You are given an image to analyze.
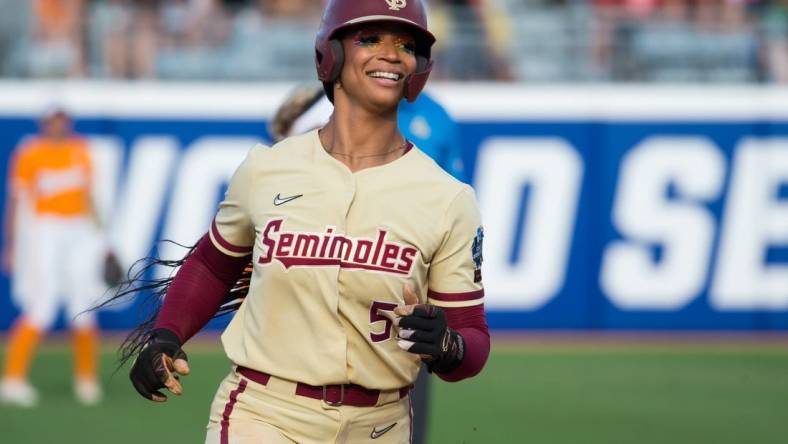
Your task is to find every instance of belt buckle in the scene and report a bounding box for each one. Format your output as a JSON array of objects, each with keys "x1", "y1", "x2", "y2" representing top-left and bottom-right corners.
[{"x1": 322, "y1": 384, "x2": 345, "y2": 406}]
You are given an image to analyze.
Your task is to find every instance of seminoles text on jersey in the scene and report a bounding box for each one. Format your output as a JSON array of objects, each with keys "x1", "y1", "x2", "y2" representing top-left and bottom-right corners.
[{"x1": 258, "y1": 218, "x2": 418, "y2": 276}]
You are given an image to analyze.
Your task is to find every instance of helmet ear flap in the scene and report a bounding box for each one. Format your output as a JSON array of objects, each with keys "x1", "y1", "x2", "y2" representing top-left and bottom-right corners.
[
  {"x1": 327, "y1": 39, "x2": 344, "y2": 82},
  {"x1": 404, "y1": 57, "x2": 433, "y2": 102},
  {"x1": 415, "y1": 55, "x2": 429, "y2": 73}
]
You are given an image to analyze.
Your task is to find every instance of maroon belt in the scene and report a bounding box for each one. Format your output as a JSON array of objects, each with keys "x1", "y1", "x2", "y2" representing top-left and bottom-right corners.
[{"x1": 237, "y1": 366, "x2": 410, "y2": 408}]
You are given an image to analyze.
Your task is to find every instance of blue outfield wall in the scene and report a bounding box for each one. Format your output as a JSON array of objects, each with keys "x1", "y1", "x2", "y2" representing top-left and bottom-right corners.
[{"x1": 1, "y1": 83, "x2": 787, "y2": 331}]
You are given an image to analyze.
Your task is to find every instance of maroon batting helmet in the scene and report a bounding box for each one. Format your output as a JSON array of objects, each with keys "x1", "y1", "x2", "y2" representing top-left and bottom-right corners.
[{"x1": 315, "y1": 0, "x2": 436, "y2": 103}]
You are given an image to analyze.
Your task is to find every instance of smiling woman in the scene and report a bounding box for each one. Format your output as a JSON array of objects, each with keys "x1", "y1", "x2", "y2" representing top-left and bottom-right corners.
[
  {"x1": 111, "y1": 1, "x2": 490, "y2": 443},
  {"x1": 315, "y1": 1, "x2": 437, "y2": 172},
  {"x1": 333, "y1": 25, "x2": 419, "y2": 115}
]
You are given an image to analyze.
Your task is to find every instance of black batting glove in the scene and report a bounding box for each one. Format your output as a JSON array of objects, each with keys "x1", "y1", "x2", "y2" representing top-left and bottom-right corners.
[
  {"x1": 129, "y1": 328, "x2": 190, "y2": 402},
  {"x1": 397, "y1": 305, "x2": 465, "y2": 374}
]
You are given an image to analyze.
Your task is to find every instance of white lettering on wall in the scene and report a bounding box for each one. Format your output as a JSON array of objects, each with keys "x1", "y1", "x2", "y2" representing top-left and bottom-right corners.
[
  {"x1": 475, "y1": 138, "x2": 583, "y2": 309},
  {"x1": 110, "y1": 137, "x2": 179, "y2": 269},
  {"x1": 711, "y1": 138, "x2": 788, "y2": 309},
  {"x1": 600, "y1": 137, "x2": 725, "y2": 310},
  {"x1": 157, "y1": 138, "x2": 257, "y2": 269}
]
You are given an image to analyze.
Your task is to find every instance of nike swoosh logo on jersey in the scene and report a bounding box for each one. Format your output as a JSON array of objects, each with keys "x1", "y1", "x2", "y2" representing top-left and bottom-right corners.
[
  {"x1": 273, "y1": 193, "x2": 303, "y2": 206},
  {"x1": 370, "y1": 422, "x2": 397, "y2": 439}
]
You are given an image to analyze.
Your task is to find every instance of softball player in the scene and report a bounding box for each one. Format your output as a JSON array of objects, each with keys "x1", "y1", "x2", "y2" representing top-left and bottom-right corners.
[
  {"x1": 122, "y1": 1, "x2": 490, "y2": 442},
  {"x1": 269, "y1": 82, "x2": 465, "y2": 443},
  {"x1": 1, "y1": 108, "x2": 105, "y2": 407}
]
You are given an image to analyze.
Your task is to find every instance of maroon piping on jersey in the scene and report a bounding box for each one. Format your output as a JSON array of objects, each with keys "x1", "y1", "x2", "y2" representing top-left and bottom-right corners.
[
  {"x1": 211, "y1": 220, "x2": 252, "y2": 255},
  {"x1": 427, "y1": 288, "x2": 484, "y2": 302},
  {"x1": 220, "y1": 379, "x2": 247, "y2": 444},
  {"x1": 438, "y1": 304, "x2": 490, "y2": 382},
  {"x1": 154, "y1": 234, "x2": 250, "y2": 343}
]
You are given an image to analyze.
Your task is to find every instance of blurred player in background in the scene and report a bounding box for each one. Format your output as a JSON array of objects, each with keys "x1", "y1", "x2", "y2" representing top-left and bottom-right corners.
[
  {"x1": 112, "y1": 0, "x2": 490, "y2": 442},
  {"x1": 269, "y1": 81, "x2": 465, "y2": 443},
  {"x1": 0, "y1": 107, "x2": 118, "y2": 407}
]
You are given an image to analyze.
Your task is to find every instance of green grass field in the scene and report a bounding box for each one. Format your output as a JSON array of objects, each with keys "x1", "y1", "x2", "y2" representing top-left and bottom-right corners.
[{"x1": 1, "y1": 336, "x2": 787, "y2": 443}]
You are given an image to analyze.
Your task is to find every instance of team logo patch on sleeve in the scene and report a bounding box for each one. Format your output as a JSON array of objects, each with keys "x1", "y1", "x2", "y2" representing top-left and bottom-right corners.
[{"x1": 471, "y1": 226, "x2": 484, "y2": 283}]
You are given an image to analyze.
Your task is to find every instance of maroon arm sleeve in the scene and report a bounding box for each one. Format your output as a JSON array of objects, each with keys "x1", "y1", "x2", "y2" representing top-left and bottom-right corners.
[
  {"x1": 154, "y1": 234, "x2": 251, "y2": 343},
  {"x1": 436, "y1": 304, "x2": 490, "y2": 382}
]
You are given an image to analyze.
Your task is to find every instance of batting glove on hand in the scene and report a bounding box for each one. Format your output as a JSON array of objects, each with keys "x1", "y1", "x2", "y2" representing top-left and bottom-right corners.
[
  {"x1": 130, "y1": 328, "x2": 190, "y2": 402},
  {"x1": 394, "y1": 285, "x2": 465, "y2": 374}
]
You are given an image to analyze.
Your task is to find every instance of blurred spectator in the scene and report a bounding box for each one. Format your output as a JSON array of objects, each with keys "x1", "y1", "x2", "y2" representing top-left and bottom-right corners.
[
  {"x1": 155, "y1": 0, "x2": 233, "y2": 79},
  {"x1": 0, "y1": 0, "x2": 28, "y2": 75},
  {"x1": 762, "y1": 0, "x2": 788, "y2": 81},
  {"x1": 702, "y1": 0, "x2": 760, "y2": 82},
  {"x1": 99, "y1": 0, "x2": 159, "y2": 78},
  {"x1": 592, "y1": 0, "x2": 660, "y2": 79},
  {"x1": 154, "y1": 0, "x2": 321, "y2": 79},
  {"x1": 595, "y1": 0, "x2": 762, "y2": 82},
  {"x1": 1, "y1": 0, "x2": 787, "y2": 82},
  {"x1": 159, "y1": 0, "x2": 232, "y2": 50},
  {"x1": 212, "y1": 0, "x2": 320, "y2": 80},
  {"x1": 430, "y1": 0, "x2": 514, "y2": 80},
  {"x1": 28, "y1": 0, "x2": 86, "y2": 77}
]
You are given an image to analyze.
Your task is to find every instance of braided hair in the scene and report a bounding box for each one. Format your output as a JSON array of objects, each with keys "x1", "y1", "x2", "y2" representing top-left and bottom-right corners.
[{"x1": 93, "y1": 241, "x2": 252, "y2": 368}]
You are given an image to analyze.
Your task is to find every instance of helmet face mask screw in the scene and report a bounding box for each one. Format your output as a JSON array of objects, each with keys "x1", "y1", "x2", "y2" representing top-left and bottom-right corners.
[{"x1": 315, "y1": 0, "x2": 435, "y2": 103}]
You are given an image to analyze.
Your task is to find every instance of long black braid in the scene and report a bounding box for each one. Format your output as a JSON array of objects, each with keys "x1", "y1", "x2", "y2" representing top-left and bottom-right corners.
[{"x1": 93, "y1": 241, "x2": 253, "y2": 369}]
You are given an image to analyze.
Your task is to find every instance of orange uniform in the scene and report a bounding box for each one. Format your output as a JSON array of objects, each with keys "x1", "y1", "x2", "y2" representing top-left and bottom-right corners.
[
  {"x1": 10, "y1": 136, "x2": 93, "y2": 218},
  {"x1": 2, "y1": 132, "x2": 104, "y2": 407}
]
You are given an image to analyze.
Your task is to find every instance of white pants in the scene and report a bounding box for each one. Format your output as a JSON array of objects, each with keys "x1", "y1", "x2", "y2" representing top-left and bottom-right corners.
[{"x1": 16, "y1": 216, "x2": 105, "y2": 330}]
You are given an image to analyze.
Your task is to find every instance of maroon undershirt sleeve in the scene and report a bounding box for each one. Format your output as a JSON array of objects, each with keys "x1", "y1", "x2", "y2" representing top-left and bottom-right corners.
[
  {"x1": 436, "y1": 304, "x2": 490, "y2": 382},
  {"x1": 154, "y1": 234, "x2": 251, "y2": 344}
]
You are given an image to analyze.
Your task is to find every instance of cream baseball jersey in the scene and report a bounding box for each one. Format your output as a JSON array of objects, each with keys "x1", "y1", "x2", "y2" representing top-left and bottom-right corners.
[{"x1": 210, "y1": 129, "x2": 484, "y2": 390}]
